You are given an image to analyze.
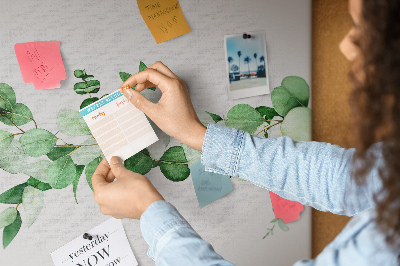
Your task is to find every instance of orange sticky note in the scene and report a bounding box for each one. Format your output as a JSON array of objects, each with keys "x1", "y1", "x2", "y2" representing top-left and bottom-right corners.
[
  {"x1": 137, "y1": 0, "x2": 191, "y2": 44},
  {"x1": 14, "y1": 41, "x2": 67, "y2": 90}
]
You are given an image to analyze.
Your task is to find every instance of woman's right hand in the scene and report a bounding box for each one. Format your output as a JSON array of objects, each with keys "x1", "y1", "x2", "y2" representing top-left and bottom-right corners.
[{"x1": 120, "y1": 61, "x2": 207, "y2": 152}]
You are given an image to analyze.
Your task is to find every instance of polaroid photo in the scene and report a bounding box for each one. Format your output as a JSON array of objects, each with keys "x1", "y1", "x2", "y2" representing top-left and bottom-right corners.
[{"x1": 224, "y1": 31, "x2": 270, "y2": 100}]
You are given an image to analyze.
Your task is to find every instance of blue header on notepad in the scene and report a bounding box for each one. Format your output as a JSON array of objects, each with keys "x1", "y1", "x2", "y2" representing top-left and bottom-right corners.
[{"x1": 80, "y1": 91, "x2": 123, "y2": 116}]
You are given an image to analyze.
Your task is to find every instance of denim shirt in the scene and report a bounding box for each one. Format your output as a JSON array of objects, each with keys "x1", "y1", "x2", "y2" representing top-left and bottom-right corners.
[{"x1": 140, "y1": 124, "x2": 399, "y2": 265}]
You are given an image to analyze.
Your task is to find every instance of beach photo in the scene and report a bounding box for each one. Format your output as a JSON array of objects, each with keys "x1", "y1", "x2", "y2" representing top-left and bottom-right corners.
[{"x1": 225, "y1": 31, "x2": 270, "y2": 99}]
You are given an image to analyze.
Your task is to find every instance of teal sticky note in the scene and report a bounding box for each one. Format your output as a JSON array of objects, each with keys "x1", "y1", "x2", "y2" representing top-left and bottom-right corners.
[{"x1": 189, "y1": 161, "x2": 233, "y2": 208}]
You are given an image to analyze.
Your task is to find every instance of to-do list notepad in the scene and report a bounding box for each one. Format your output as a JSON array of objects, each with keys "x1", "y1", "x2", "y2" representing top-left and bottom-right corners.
[{"x1": 80, "y1": 89, "x2": 158, "y2": 162}]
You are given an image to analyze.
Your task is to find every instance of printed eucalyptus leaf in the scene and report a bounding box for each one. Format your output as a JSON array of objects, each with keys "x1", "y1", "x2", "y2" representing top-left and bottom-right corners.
[
  {"x1": 80, "y1": 97, "x2": 99, "y2": 109},
  {"x1": 159, "y1": 146, "x2": 190, "y2": 182},
  {"x1": 0, "y1": 183, "x2": 28, "y2": 204},
  {"x1": 26, "y1": 177, "x2": 52, "y2": 191},
  {"x1": 47, "y1": 146, "x2": 75, "y2": 161},
  {"x1": 19, "y1": 128, "x2": 58, "y2": 157},
  {"x1": 82, "y1": 74, "x2": 94, "y2": 81},
  {"x1": 124, "y1": 149, "x2": 153, "y2": 175},
  {"x1": 22, "y1": 186, "x2": 44, "y2": 227},
  {"x1": 277, "y1": 219, "x2": 289, "y2": 232},
  {"x1": 0, "y1": 103, "x2": 33, "y2": 126},
  {"x1": 267, "y1": 116, "x2": 283, "y2": 139},
  {"x1": 22, "y1": 160, "x2": 51, "y2": 183},
  {"x1": 181, "y1": 143, "x2": 201, "y2": 166},
  {"x1": 0, "y1": 130, "x2": 14, "y2": 152},
  {"x1": 85, "y1": 80, "x2": 100, "y2": 93},
  {"x1": 225, "y1": 104, "x2": 264, "y2": 134},
  {"x1": 47, "y1": 156, "x2": 76, "y2": 189},
  {"x1": 280, "y1": 107, "x2": 312, "y2": 141},
  {"x1": 56, "y1": 109, "x2": 91, "y2": 136},
  {"x1": 74, "y1": 82, "x2": 88, "y2": 95},
  {"x1": 271, "y1": 76, "x2": 309, "y2": 116},
  {"x1": 74, "y1": 70, "x2": 85, "y2": 78},
  {"x1": 71, "y1": 137, "x2": 101, "y2": 165},
  {"x1": 205, "y1": 111, "x2": 223, "y2": 123},
  {"x1": 0, "y1": 140, "x2": 29, "y2": 174},
  {"x1": 100, "y1": 94, "x2": 108, "y2": 99},
  {"x1": 3, "y1": 210, "x2": 21, "y2": 249},
  {"x1": 255, "y1": 106, "x2": 280, "y2": 124},
  {"x1": 0, "y1": 207, "x2": 17, "y2": 229},
  {"x1": 85, "y1": 157, "x2": 103, "y2": 191},
  {"x1": 119, "y1": 72, "x2": 131, "y2": 83},
  {"x1": 0, "y1": 83, "x2": 16, "y2": 111},
  {"x1": 73, "y1": 165, "x2": 85, "y2": 204}
]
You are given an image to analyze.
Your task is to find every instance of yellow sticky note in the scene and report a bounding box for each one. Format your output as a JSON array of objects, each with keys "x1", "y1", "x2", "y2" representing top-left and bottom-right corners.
[{"x1": 137, "y1": 0, "x2": 191, "y2": 44}]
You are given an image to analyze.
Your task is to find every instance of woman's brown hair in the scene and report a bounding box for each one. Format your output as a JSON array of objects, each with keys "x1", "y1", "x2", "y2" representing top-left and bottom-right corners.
[{"x1": 350, "y1": 0, "x2": 400, "y2": 252}]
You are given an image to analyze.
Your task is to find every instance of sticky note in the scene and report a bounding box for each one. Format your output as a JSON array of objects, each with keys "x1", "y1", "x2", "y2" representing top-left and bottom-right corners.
[
  {"x1": 137, "y1": 0, "x2": 191, "y2": 44},
  {"x1": 269, "y1": 191, "x2": 304, "y2": 224},
  {"x1": 190, "y1": 161, "x2": 233, "y2": 208},
  {"x1": 80, "y1": 89, "x2": 158, "y2": 162},
  {"x1": 51, "y1": 218, "x2": 138, "y2": 266},
  {"x1": 14, "y1": 41, "x2": 67, "y2": 90}
]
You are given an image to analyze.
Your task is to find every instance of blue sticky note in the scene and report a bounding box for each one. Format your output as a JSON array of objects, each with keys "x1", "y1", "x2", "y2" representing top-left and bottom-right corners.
[{"x1": 189, "y1": 161, "x2": 233, "y2": 208}]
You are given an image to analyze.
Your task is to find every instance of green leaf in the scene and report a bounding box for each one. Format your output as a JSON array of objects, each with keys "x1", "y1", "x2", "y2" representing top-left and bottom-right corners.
[
  {"x1": 22, "y1": 160, "x2": 51, "y2": 183},
  {"x1": 0, "y1": 140, "x2": 29, "y2": 174},
  {"x1": 86, "y1": 80, "x2": 100, "y2": 93},
  {"x1": 0, "y1": 207, "x2": 17, "y2": 229},
  {"x1": 0, "y1": 183, "x2": 27, "y2": 204},
  {"x1": 277, "y1": 219, "x2": 289, "y2": 232},
  {"x1": 73, "y1": 165, "x2": 85, "y2": 204},
  {"x1": 26, "y1": 177, "x2": 52, "y2": 191},
  {"x1": 3, "y1": 210, "x2": 21, "y2": 249},
  {"x1": 19, "y1": 128, "x2": 57, "y2": 157},
  {"x1": 264, "y1": 132, "x2": 269, "y2": 138},
  {"x1": 47, "y1": 156, "x2": 77, "y2": 189},
  {"x1": 124, "y1": 149, "x2": 153, "y2": 175},
  {"x1": 56, "y1": 109, "x2": 91, "y2": 136},
  {"x1": 100, "y1": 94, "x2": 108, "y2": 99},
  {"x1": 85, "y1": 157, "x2": 103, "y2": 191},
  {"x1": 270, "y1": 218, "x2": 278, "y2": 223},
  {"x1": 271, "y1": 76, "x2": 309, "y2": 116},
  {"x1": 47, "y1": 146, "x2": 75, "y2": 161},
  {"x1": 181, "y1": 144, "x2": 201, "y2": 166},
  {"x1": 0, "y1": 103, "x2": 33, "y2": 126},
  {"x1": 159, "y1": 146, "x2": 190, "y2": 182},
  {"x1": 82, "y1": 74, "x2": 94, "y2": 81},
  {"x1": 74, "y1": 82, "x2": 89, "y2": 95},
  {"x1": 80, "y1": 97, "x2": 99, "y2": 109},
  {"x1": 205, "y1": 111, "x2": 223, "y2": 123},
  {"x1": 0, "y1": 130, "x2": 14, "y2": 152},
  {"x1": 255, "y1": 106, "x2": 280, "y2": 124},
  {"x1": 22, "y1": 186, "x2": 44, "y2": 227},
  {"x1": 280, "y1": 107, "x2": 312, "y2": 141},
  {"x1": 119, "y1": 72, "x2": 131, "y2": 83},
  {"x1": 74, "y1": 70, "x2": 85, "y2": 78},
  {"x1": 71, "y1": 137, "x2": 101, "y2": 165},
  {"x1": 225, "y1": 104, "x2": 264, "y2": 134},
  {"x1": 0, "y1": 83, "x2": 16, "y2": 111}
]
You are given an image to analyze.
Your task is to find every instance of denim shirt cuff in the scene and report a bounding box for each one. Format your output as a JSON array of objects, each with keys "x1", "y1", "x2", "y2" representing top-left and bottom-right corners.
[
  {"x1": 201, "y1": 124, "x2": 245, "y2": 176},
  {"x1": 140, "y1": 200, "x2": 191, "y2": 260}
]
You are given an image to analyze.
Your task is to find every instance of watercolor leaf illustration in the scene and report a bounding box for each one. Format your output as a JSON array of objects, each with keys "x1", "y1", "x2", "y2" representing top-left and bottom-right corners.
[
  {"x1": 56, "y1": 109, "x2": 91, "y2": 136},
  {"x1": 85, "y1": 156, "x2": 103, "y2": 191},
  {"x1": 73, "y1": 165, "x2": 85, "y2": 204},
  {"x1": 0, "y1": 103, "x2": 33, "y2": 126},
  {"x1": 226, "y1": 104, "x2": 265, "y2": 134},
  {"x1": 22, "y1": 186, "x2": 44, "y2": 227},
  {"x1": 3, "y1": 211, "x2": 21, "y2": 249},
  {"x1": 124, "y1": 149, "x2": 153, "y2": 175},
  {"x1": 47, "y1": 156, "x2": 77, "y2": 189},
  {"x1": 281, "y1": 107, "x2": 312, "y2": 141},
  {"x1": 0, "y1": 130, "x2": 14, "y2": 152},
  {"x1": 158, "y1": 146, "x2": 190, "y2": 182},
  {"x1": 0, "y1": 208, "x2": 18, "y2": 229},
  {"x1": 19, "y1": 128, "x2": 58, "y2": 157}
]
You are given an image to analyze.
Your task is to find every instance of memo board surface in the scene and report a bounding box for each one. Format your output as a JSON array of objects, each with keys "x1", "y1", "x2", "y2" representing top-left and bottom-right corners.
[{"x1": 0, "y1": 0, "x2": 311, "y2": 265}]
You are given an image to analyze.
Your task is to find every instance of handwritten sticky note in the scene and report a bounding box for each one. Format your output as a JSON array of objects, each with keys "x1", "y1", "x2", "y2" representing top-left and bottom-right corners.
[
  {"x1": 51, "y1": 218, "x2": 138, "y2": 266},
  {"x1": 269, "y1": 191, "x2": 304, "y2": 224},
  {"x1": 80, "y1": 89, "x2": 158, "y2": 162},
  {"x1": 14, "y1": 41, "x2": 67, "y2": 90},
  {"x1": 137, "y1": 0, "x2": 191, "y2": 44},
  {"x1": 190, "y1": 161, "x2": 233, "y2": 208}
]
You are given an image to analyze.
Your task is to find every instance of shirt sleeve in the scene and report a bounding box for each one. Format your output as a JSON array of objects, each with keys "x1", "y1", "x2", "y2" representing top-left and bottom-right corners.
[
  {"x1": 201, "y1": 124, "x2": 383, "y2": 216},
  {"x1": 140, "y1": 200, "x2": 235, "y2": 265}
]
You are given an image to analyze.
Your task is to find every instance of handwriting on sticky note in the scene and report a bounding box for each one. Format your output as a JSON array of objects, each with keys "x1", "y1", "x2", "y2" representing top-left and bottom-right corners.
[
  {"x1": 137, "y1": 0, "x2": 191, "y2": 44},
  {"x1": 269, "y1": 191, "x2": 304, "y2": 224},
  {"x1": 14, "y1": 41, "x2": 67, "y2": 90},
  {"x1": 190, "y1": 161, "x2": 233, "y2": 208}
]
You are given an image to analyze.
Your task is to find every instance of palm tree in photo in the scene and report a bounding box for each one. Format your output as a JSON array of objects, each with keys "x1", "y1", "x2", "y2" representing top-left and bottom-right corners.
[
  {"x1": 237, "y1": 51, "x2": 242, "y2": 78},
  {"x1": 244, "y1": 56, "x2": 251, "y2": 78},
  {"x1": 227, "y1": 56, "x2": 234, "y2": 73},
  {"x1": 260, "y1": 55, "x2": 266, "y2": 71},
  {"x1": 253, "y1": 53, "x2": 258, "y2": 74}
]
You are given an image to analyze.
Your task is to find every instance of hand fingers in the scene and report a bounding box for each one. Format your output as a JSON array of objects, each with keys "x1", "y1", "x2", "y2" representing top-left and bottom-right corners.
[
  {"x1": 109, "y1": 156, "x2": 130, "y2": 179},
  {"x1": 105, "y1": 169, "x2": 116, "y2": 183},
  {"x1": 136, "y1": 81, "x2": 156, "y2": 91},
  {"x1": 120, "y1": 68, "x2": 174, "y2": 94},
  {"x1": 92, "y1": 158, "x2": 111, "y2": 190},
  {"x1": 121, "y1": 89, "x2": 158, "y2": 119},
  {"x1": 148, "y1": 61, "x2": 178, "y2": 79}
]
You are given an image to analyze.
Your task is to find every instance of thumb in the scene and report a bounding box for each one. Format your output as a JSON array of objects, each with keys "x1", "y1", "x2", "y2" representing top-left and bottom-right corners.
[
  {"x1": 109, "y1": 156, "x2": 129, "y2": 178},
  {"x1": 122, "y1": 88, "x2": 155, "y2": 116}
]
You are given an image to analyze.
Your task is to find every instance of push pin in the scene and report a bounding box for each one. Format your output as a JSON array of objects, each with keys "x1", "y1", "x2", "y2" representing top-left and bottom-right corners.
[
  {"x1": 243, "y1": 33, "x2": 252, "y2": 39},
  {"x1": 83, "y1": 233, "x2": 93, "y2": 240}
]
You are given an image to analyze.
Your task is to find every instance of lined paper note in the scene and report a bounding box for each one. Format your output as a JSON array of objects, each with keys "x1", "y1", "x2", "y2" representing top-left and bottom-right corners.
[{"x1": 80, "y1": 90, "x2": 158, "y2": 162}]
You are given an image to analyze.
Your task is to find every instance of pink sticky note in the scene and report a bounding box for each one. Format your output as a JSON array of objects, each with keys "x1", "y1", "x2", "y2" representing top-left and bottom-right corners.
[
  {"x1": 14, "y1": 41, "x2": 67, "y2": 90},
  {"x1": 269, "y1": 191, "x2": 304, "y2": 224}
]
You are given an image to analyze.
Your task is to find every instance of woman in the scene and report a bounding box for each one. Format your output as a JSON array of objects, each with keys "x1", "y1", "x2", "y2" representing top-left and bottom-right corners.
[{"x1": 91, "y1": 0, "x2": 400, "y2": 264}]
